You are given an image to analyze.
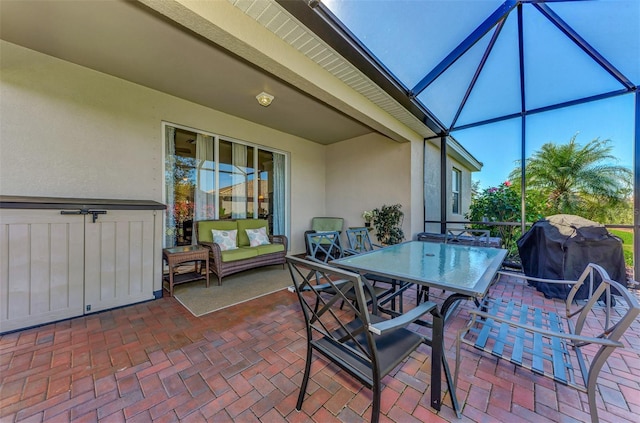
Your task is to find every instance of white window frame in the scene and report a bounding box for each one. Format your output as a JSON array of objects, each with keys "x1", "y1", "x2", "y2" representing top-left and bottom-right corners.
[
  {"x1": 452, "y1": 168, "x2": 461, "y2": 215},
  {"x1": 161, "y1": 121, "x2": 290, "y2": 246}
]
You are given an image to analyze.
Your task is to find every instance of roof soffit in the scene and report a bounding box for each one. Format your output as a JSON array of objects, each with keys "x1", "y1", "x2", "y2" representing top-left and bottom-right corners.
[{"x1": 140, "y1": 0, "x2": 433, "y2": 142}]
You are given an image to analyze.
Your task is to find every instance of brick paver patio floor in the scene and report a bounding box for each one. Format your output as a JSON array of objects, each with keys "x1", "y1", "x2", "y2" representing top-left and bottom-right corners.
[{"x1": 1, "y1": 272, "x2": 639, "y2": 422}]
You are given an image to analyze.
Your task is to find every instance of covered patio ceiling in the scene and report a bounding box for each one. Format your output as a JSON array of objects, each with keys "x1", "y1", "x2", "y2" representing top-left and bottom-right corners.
[{"x1": 0, "y1": 0, "x2": 384, "y2": 145}]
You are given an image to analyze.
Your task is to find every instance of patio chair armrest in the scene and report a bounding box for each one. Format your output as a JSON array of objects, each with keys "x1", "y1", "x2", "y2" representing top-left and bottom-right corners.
[
  {"x1": 343, "y1": 248, "x2": 359, "y2": 256},
  {"x1": 298, "y1": 279, "x2": 350, "y2": 293},
  {"x1": 199, "y1": 241, "x2": 222, "y2": 267},
  {"x1": 497, "y1": 270, "x2": 579, "y2": 285},
  {"x1": 305, "y1": 255, "x2": 326, "y2": 265},
  {"x1": 467, "y1": 309, "x2": 624, "y2": 348},
  {"x1": 369, "y1": 300, "x2": 437, "y2": 335}
]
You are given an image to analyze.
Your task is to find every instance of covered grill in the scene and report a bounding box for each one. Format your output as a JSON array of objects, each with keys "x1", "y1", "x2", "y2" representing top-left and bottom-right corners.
[{"x1": 517, "y1": 214, "x2": 626, "y2": 300}]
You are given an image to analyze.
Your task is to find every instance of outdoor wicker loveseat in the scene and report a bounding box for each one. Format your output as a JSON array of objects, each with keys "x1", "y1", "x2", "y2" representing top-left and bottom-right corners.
[{"x1": 195, "y1": 219, "x2": 287, "y2": 285}]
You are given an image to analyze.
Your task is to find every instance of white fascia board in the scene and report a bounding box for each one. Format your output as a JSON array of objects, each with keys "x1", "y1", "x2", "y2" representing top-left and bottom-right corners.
[{"x1": 139, "y1": 0, "x2": 425, "y2": 143}]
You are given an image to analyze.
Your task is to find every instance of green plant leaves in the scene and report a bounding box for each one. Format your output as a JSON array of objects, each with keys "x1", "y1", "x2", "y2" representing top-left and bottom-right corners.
[{"x1": 372, "y1": 204, "x2": 405, "y2": 245}]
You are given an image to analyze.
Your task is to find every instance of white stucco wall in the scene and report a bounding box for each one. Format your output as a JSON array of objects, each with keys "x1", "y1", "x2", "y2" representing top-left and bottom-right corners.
[
  {"x1": 324, "y1": 133, "x2": 414, "y2": 244},
  {"x1": 0, "y1": 41, "x2": 324, "y2": 253},
  {"x1": 424, "y1": 141, "x2": 442, "y2": 233},
  {"x1": 423, "y1": 140, "x2": 476, "y2": 233}
]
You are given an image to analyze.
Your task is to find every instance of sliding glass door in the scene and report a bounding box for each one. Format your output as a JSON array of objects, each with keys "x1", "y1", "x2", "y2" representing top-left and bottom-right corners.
[
  {"x1": 164, "y1": 124, "x2": 288, "y2": 247},
  {"x1": 219, "y1": 140, "x2": 253, "y2": 219}
]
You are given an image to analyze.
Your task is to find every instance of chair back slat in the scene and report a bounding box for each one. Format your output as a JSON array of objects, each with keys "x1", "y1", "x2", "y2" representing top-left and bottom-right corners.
[
  {"x1": 446, "y1": 228, "x2": 490, "y2": 246},
  {"x1": 492, "y1": 300, "x2": 516, "y2": 356},
  {"x1": 549, "y1": 312, "x2": 569, "y2": 383},
  {"x1": 346, "y1": 228, "x2": 375, "y2": 253},
  {"x1": 511, "y1": 304, "x2": 529, "y2": 364},
  {"x1": 306, "y1": 231, "x2": 345, "y2": 263},
  {"x1": 566, "y1": 263, "x2": 639, "y2": 342}
]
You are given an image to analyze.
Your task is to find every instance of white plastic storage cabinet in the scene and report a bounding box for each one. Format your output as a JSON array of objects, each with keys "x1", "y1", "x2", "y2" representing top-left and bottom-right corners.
[{"x1": 0, "y1": 196, "x2": 166, "y2": 333}]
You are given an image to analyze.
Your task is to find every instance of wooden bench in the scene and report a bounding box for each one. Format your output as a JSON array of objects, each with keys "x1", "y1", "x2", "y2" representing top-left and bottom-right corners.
[{"x1": 455, "y1": 264, "x2": 640, "y2": 423}]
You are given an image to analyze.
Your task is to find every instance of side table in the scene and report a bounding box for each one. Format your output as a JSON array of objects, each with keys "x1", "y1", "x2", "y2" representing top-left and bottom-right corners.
[{"x1": 162, "y1": 245, "x2": 210, "y2": 297}]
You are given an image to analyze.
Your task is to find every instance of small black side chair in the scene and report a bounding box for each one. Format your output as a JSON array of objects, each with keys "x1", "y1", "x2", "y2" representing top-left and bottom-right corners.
[
  {"x1": 286, "y1": 256, "x2": 437, "y2": 423},
  {"x1": 345, "y1": 227, "x2": 378, "y2": 254},
  {"x1": 306, "y1": 231, "x2": 392, "y2": 310},
  {"x1": 305, "y1": 230, "x2": 344, "y2": 264},
  {"x1": 345, "y1": 228, "x2": 408, "y2": 312},
  {"x1": 417, "y1": 228, "x2": 493, "y2": 308},
  {"x1": 303, "y1": 217, "x2": 344, "y2": 257}
]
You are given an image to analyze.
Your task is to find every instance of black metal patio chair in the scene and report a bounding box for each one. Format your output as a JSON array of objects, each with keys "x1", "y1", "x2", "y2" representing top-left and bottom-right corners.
[
  {"x1": 306, "y1": 231, "x2": 394, "y2": 311},
  {"x1": 417, "y1": 227, "x2": 496, "y2": 312},
  {"x1": 305, "y1": 230, "x2": 344, "y2": 264},
  {"x1": 303, "y1": 216, "x2": 344, "y2": 257},
  {"x1": 345, "y1": 227, "x2": 378, "y2": 254},
  {"x1": 455, "y1": 263, "x2": 640, "y2": 423},
  {"x1": 286, "y1": 256, "x2": 437, "y2": 423},
  {"x1": 345, "y1": 228, "x2": 409, "y2": 312}
]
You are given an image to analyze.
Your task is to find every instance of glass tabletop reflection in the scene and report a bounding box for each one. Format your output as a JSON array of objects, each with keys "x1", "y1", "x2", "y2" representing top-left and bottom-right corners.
[{"x1": 331, "y1": 241, "x2": 507, "y2": 297}]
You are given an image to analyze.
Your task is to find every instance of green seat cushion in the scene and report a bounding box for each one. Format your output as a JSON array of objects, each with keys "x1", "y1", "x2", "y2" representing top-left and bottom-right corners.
[
  {"x1": 198, "y1": 220, "x2": 237, "y2": 243},
  {"x1": 311, "y1": 217, "x2": 343, "y2": 232},
  {"x1": 236, "y1": 219, "x2": 269, "y2": 247},
  {"x1": 220, "y1": 247, "x2": 259, "y2": 262},
  {"x1": 255, "y1": 243, "x2": 285, "y2": 255}
]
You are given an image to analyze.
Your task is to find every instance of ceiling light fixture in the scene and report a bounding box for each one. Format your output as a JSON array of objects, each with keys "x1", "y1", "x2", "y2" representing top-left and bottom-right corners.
[{"x1": 256, "y1": 92, "x2": 274, "y2": 107}]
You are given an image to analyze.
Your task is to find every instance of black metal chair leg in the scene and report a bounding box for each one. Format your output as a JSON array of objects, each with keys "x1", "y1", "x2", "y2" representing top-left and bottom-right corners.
[
  {"x1": 297, "y1": 345, "x2": 313, "y2": 410},
  {"x1": 417, "y1": 285, "x2": 430, "y2": 305},
  {"x1": 372, "y1": 382, "x2": 381, "y2": 423}
]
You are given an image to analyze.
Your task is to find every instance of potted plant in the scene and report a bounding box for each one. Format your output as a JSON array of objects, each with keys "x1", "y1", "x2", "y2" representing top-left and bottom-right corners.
[
  {"x1": 362, "y1": 210, "x2": 374, "y2": 227},
  {"x1": 372, "y1": 204, "x2": 405, "y2": 245}
]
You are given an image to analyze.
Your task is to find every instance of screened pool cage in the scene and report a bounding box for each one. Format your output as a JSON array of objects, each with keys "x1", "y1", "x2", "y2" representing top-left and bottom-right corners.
[{"x1": 281, "y1": 0, "x2": 639, "y2": 279}]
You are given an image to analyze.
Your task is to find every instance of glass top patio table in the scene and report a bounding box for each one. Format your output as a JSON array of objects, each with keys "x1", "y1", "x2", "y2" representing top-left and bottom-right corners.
[
  {"x1": 331, "y1": 240, "x2": 507, "y2": 298},
  {"x1": 331, "y1": 240, "x2": 507, "y2": 414}
]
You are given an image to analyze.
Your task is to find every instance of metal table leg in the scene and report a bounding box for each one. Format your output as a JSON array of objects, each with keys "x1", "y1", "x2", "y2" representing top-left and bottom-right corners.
[
  {"x1": 439, "y1": 293, "x2": 468, "y2": 417},
  {"x1": 430, "y1": 307, "x2": 444, "y2": 411}
]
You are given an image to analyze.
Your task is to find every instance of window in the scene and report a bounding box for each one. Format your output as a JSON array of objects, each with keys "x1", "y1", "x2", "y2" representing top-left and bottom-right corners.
[
  {"x1": 452, "y1": 168, "x2": 461, "y2": 215},
  {"x1": 164, "y1": 123, "x2": 288, "y2": 247}
]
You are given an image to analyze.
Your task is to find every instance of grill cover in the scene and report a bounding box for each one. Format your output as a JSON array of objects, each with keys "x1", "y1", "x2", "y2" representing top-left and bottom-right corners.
[{"x1": 517, "y1": 214, "x2": 626, "y2": 300}]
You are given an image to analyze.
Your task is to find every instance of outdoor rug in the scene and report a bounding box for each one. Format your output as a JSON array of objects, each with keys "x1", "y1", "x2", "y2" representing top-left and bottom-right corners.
[{"x1": 171, "y1": 265, "x2": 292, "y2": 317}]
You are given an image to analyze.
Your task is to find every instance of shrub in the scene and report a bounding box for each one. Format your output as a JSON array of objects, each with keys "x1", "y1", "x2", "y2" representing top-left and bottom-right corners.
[{"x1": 466, "y1": 182, "x2": 548, "y2": 257}]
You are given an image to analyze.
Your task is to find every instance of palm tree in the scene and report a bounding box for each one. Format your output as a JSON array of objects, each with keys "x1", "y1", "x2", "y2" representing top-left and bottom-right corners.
[{"x1": 509, "y1": 135, "x2": 632, "y2": 219}]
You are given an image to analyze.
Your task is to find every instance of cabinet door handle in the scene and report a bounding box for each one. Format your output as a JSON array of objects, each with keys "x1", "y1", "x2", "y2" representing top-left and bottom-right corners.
[
  {"x1": 60, "y1": 209, "x2": 84, "y2": 215},
  {"x1": 60, "y1": 209, "x2": 107, "y2": 222},
  {"x1": 87, "y1": 210, "x2": 107, "y2": 223}
]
